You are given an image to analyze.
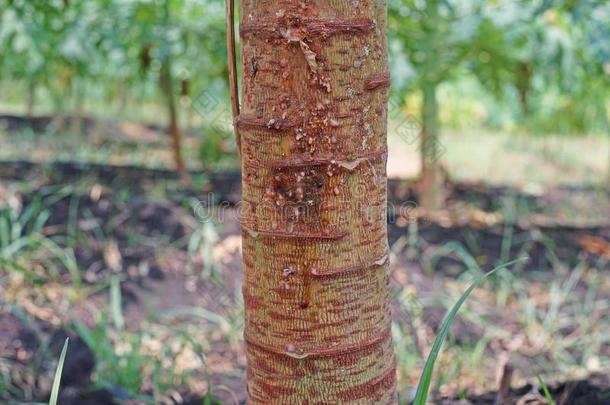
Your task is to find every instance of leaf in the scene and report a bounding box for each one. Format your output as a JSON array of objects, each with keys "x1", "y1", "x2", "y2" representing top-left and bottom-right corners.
[
  {"x1": 412, "y1": 257, "x2": 528, "y2": 405},
  {"x1": 537, "y1": 375, "x2": 555, "y2": 405},
  {"x1": 49, "y1": 337, "x2": 69, "y2": 405}
]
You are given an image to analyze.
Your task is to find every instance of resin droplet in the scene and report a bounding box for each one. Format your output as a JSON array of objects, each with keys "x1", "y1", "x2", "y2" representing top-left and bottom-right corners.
[{"x1": 286, "y1": 344, "x2": 308, "y2": 359}]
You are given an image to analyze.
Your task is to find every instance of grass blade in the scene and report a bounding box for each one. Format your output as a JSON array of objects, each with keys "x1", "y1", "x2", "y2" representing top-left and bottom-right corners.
[
  {"x1": 412, "y1": 257, "x2": 527, "y2": 405},
  {"x1": 49, "y1": 337, "x2": 69, "y2": 405},
  {"x1": 537, "y1": 375, "x2": 555, "y2": 405},
  {"x1": 110, "y1": 275, "x2": 125, "y2": 331}
]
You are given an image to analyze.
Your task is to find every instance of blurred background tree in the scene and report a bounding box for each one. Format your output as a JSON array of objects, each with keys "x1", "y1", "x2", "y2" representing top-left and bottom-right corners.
[
  {"x1": 1, "y1": 0, "x2": 229, "y2": 174},
  {"x1": 388, "y1": 0, "x2": 609, "y2": 209},
  {"x1": 0, "y1": 0, "x2": 608, "y2": 187}
]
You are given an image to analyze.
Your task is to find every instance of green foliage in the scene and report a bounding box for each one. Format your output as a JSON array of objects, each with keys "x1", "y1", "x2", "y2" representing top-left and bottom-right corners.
[
  {"x1": 413, "y1": 258, "x2": 527, "y2": 405},
  {"x1": 198, "y1": 124, "x2": 236, "y2": 168},
  {"x1": 0, "y1": 196, "x2": 81, "y2": 287},
  {"x1": 73, "y1": 280, "x2": 146, "y2": 398},
  {"x1": 75, "y1": 317, "x2": 147, "y2": 397},
  {"x1": 0, "y1": 0, "x2": 227, "y2": 116},
  {"x1": 388, "y1": 0, "x2": 609, "y2": 135}
]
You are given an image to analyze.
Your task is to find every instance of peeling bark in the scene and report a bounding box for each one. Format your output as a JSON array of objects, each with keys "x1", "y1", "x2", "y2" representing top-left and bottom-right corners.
[{"x1": 239, "y1": 1, "x2": 396, "y2": 403}]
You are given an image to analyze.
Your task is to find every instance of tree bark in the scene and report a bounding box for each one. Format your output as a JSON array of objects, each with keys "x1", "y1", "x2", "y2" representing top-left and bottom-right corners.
[{"x1": 238, "y1": 1, "x2": 396, "y2": 403}]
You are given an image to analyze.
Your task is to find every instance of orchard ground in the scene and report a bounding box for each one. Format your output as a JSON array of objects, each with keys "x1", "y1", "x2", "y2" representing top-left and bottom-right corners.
[{"x1": 0, "y1": 115, "x2": 609, "y2": 404}]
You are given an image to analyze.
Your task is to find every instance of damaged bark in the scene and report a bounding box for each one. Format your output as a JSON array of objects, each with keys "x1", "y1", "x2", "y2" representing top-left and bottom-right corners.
[{"x1": 238, "y1": 1, "x2": 396, "y2": 403}]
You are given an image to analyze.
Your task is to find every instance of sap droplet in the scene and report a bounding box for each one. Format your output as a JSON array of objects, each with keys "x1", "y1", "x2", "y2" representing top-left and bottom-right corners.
[{"x1": 286, "y1": 344, "x2": 308, "y2": 359}]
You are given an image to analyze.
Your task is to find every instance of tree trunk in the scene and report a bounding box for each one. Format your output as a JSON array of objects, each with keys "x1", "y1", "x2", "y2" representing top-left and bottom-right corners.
[
  {"x1": 238, "y1": 1, "x2": 396, "y2": 403},
  {"x1": 71, "y1": 77, "x2": 85, "y2": 135},
  {"x1": 160, "y1": 59, "x2": 191, "y2": 186},
  {"x1": 419, "y1": 80, "x2": 443, "y2": 211},
  {"x1": 607, "y1": 140, "x2": 610, "y2": 188},
  {"x1": 516, "y1": 61, "x2": 532, "y2": 119},
  {"x1": 26, "y1": 80, "x2": 36, "y2": 118},
  {"x1": 161, "y1": 0, "x2": 190, "y2": 186},
  {"x1": 117, "y1": 79, "x2": 128, "y2": 118}
]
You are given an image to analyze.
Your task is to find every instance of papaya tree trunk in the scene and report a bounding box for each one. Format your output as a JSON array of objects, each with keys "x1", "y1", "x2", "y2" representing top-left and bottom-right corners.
[{"x1": 238, "y1": 1, "x2": 396, "y2": 403}]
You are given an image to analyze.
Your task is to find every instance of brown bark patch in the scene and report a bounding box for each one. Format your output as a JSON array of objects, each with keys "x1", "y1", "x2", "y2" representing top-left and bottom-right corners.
[{"x1": 364, "y1": 71, "x2": 391, "y2": 91}]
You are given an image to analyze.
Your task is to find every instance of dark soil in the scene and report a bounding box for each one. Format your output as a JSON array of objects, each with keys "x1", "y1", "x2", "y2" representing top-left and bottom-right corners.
[{"x1": 440, "y1": 374, "x2": 610, "y2": 405}]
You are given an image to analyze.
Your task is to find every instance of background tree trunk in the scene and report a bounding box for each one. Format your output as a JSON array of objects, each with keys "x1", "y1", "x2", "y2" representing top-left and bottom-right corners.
[
  {"x1": 607, "y1": 141, "x2": 610, "y2": 188},
  {"x1": 160, "y1": 0, "x2": 190, "y2": 186},
  {"x1": 239, "y1": 1, "x2": 396, "y2": 403},
  {"x1": 26, "y1": 80, "x2": 36, "y2": 118},
  {"x1": 419, "y1": 80, "x2": 443, "y2": 211},
  {"x1": 160, "y1": 59, "x2": 190, "y2": 186},
  {"x1": 417, "y1": 0, "x2": 444, "y2": 212}
]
